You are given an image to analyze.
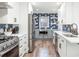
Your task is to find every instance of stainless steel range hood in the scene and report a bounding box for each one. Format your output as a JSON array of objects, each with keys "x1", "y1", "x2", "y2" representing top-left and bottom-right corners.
[{"x1": 0, "y1": 2, "x2": 12, "y2": 9}]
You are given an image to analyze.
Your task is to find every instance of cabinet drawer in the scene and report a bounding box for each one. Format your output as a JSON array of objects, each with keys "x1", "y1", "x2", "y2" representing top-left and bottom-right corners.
[
  {"x1": 19, "y1": 43, "x2": 23, "y2": 48},
  {"x1": 19, "y1": 37, "x2": 23, "y2": 41},
  {"x1": 19, "y1": 47, "x2": 24, "y2": 57},
  {"x1": 19, "y1": 40, "x2": 23, "y2": 44}
]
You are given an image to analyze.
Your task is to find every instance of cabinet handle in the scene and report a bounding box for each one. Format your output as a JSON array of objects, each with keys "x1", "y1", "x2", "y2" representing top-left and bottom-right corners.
[
  {"x1": 59, "y1": 43, "x2": 61, "y2": 49},
  {"x1": 20, "y1": 45, "x2": 22, "y2": 48}
]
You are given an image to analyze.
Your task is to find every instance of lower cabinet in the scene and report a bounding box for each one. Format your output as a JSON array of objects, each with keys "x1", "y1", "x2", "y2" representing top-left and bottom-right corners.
[
  {"x1": 58, "y1": 35, "x2": 66, "y2": 57},
  {"x1": 60, "y1": 37, "x2": 67, "y2": 57},
  {"x1": 66, "y1": 41, "x2": 79, "y2": 57},
  {"x1": 58, "y1": 35, "x2": 62, "y2": 56},
  {"x1": 19, "y1": 34, "x2": 28, "y2": 57},
  {"x1": 58, "y1": 34, "x2": 79, "y2": 57}
]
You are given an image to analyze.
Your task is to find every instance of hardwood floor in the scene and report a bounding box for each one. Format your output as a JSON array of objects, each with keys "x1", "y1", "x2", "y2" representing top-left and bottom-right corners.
[{"x1": 24, "y1": 39, "x2": 57, "y2": 57}]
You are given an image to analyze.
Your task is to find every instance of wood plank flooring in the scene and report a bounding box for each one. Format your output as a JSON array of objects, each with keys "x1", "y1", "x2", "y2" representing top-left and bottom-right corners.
[{"x1": 24, "y1": 39, "x2": 57, "y2": 57}]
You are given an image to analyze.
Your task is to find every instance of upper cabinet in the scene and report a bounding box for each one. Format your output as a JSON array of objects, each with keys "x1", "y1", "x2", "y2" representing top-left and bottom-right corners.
[
  {"x1": 7, "y1": 2, "x2": 19, "y2": 24},
  {"x1": 0, "y1": 2, "x2": 19, "y2": 24},
  {"x1": 72, "y1": 3, "x2": 79, "y2": 23},
  {"x1": 58, "y1": 3, "x2": 73, "y2": 24},
  {"x1": 58, "y1": 2, "x2": 79, "y2": 24},
  {"x1": 0, "y1": 2, "x2": 13, "y2": 9}
]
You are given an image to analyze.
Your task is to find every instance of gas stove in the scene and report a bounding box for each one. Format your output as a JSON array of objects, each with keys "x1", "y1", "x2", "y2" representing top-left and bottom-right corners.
[
  {"x1": 0, "y1": 36, "x2": 14, "y2": 43},
  {"x1": 0, "y1": 36, "x2": 19, "y2": 52}
]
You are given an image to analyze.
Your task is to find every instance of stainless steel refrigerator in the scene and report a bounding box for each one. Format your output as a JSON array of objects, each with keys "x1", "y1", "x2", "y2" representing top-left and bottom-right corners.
[{"x1": 28, "y1": 14, "x2": 33, "y2": 52}]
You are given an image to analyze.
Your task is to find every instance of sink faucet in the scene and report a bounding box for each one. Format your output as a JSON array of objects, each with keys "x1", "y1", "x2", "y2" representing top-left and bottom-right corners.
[{"x1": 71, "y1": 23, "x2": 78, "y2": 35}]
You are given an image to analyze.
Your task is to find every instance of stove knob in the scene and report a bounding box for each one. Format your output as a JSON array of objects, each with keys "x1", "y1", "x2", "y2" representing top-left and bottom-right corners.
[
  {"x1": 3, "y1": 44, "x2": 7, "y2": 49},
  {"x1": 0, "y1": 47, "x2": 3, "y2": 52}
]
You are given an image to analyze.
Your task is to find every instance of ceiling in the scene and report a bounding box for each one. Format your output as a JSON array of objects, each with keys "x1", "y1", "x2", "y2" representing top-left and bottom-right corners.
[{"x1": 31, "y1": 2, "x2": 62, "y2": 13}]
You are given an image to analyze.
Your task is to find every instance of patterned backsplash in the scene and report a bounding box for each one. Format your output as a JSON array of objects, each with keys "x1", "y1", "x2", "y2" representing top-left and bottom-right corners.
[
  {"x1": 62, "y1": 24, "x2": 71, "y2": 32},
  {"x1": 0, "y1": 24, "x2": 19, "y2": 32}
]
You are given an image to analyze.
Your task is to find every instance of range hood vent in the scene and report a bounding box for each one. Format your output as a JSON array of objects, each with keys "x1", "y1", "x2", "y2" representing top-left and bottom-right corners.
[{"x1": 0, "y1": 2, "x2": 12, "y2": 9}]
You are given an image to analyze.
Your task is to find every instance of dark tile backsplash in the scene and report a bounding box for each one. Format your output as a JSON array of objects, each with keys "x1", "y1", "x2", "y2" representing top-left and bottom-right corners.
[
  {"x1": 0, "y1": 24, "x2": 19, "y2": 32},
  {"x1": 62, "y1": 24, "x2": 71, "y2": 32},
  {"x1": 0, "y1": 24, "x2": 5, "y2": 29}
]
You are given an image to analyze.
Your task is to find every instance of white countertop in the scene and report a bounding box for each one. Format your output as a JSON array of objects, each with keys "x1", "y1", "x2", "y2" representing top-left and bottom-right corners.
[
  {"x1": 5, "y1": 33, "x2": 27, "y2": 37},
  {"x1": 54, "y1": 31, "x2": 79, "y2": 43}
]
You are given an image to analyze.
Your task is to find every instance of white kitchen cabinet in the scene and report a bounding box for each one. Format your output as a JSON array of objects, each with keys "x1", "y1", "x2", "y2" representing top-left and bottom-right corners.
[
  {"x1": 57, "y1": 33, "x2": 79, "y2": 57},
  {"x1": 58, "y1": 3, "x2": 73, "y2": 24},
  {"x1": 23, "y1": 35, "x2": 28, "y2": 53},
  {"x1": 19, "y1": 34, "x2": 28, "y2": 57},
  {"x1": 7, "y1": 2, "x2": 19, "y2": 24},
  {"x1": 0, "y1": 2, "x2": 19, "y2": 24},
  {"x1": 66, "y1": 41, "x2": 79, "y2": 57},
  {"x1": 58, "y1": 35, "x2": 67, "y2": 57},
  {"x1": 64, "y1": 3, "x2": 73, "y2": 24},
  {"x1": 19, "y1": 36, "x2": 24, "y2": 57},
  {"x1": 59, "y1": 2, "x2": 79, "y2": 24},
  {"x1": 60, "y1": 37, "x2": 67, "y2": 57},
  {"x1": 58, "y1": 35, "x2": 62, "y2": 56},
  {"x1": 72, "y1": 3, "x2": 79, "y2": 24}
]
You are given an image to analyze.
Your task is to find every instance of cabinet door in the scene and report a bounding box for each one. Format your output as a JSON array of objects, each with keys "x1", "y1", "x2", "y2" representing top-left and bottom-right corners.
[
  {"x1": 65, "y1": 3, "x2": 73, "y2": 24},
  {"x1": 19, "y1": 46, "x2": 24, "y2": 57},
  {"x1": 23, "y1": 35, "x2": 28, "y2": 53},
  {"x1": 19, "y1": 38, "x2": 24, "y2": 57},
  {"x1": 59, "y1": 3, "x2": 72, "y2": 24},
  {"x1": 19, "y1": 35, "x2": 28, "y2": 57},
  {"x1": 58, "y1": 35, "x2": 62, "y2": 56},
  {"x1": 53, "y1": 32, "x2": 55, "y2": 45},
  {"x1": 67, "y1": 41, "x2": 79, "y2": 57},
  {"x1": 72, "y1": 3, "x2": 79, "y2": 23},
  {"x1": 61, "y1": 37, "x2": 67, "y2": 57}
]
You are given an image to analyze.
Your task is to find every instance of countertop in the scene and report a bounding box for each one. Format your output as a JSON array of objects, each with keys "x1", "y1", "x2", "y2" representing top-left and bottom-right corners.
[
  {"x1": 5, "y1": 33, "x2": 27, "y2": 37},
  {"x1": 53, "y1": 31, "x2": 79, "y2": 43}
]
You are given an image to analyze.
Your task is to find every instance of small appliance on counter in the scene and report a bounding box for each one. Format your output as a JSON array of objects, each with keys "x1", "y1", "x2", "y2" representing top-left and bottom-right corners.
[
  {"x1": 12, "y1": 26, "x2": 19, "y2": 34},
  {"x1": 71, "y1": 23, "x2": 78, "y2": 35}
]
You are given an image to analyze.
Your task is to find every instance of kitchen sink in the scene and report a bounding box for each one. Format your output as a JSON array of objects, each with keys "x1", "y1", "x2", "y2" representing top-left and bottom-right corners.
[{"x1": 63, "y1": 34, "x2": 78, "y2": 37}]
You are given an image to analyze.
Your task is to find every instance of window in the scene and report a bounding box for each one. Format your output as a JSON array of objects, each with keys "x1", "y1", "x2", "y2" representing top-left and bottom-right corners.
[{"x1": 39, "y1": 16, "x2": 49, "y2": 29}]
